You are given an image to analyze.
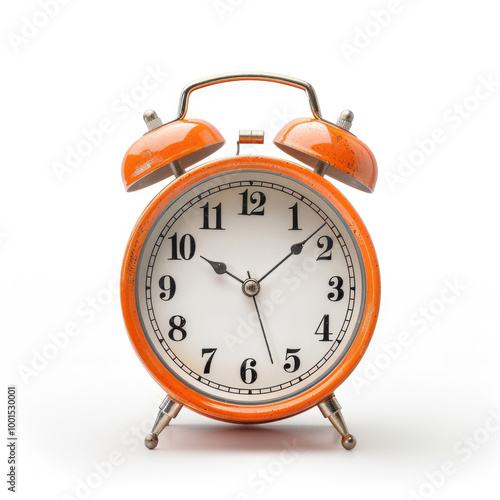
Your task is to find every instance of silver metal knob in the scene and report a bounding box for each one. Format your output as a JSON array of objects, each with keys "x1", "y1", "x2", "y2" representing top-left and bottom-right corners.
[
  {"x1": 336, "y1": 109, "x2": 354, "y2": 132},
  {"x1": 143, "y1": 109, "x2": 163, "y2": 131}
]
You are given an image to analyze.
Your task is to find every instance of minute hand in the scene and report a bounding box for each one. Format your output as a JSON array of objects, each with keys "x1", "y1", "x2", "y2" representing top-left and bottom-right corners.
[{"x1": 259, "y1": 222, "x2": 327, "y2": 283}]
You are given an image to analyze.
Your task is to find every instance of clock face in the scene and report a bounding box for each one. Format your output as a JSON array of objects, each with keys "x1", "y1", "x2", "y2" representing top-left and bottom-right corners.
[{"x1": 135, "y1": 166, "x2": 366, "y2": 405}]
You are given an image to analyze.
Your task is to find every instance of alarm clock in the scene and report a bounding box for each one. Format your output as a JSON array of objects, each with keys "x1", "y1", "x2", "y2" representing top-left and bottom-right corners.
[{"x1": 120, "y1": 73, "x2": 380, "y2": 450}]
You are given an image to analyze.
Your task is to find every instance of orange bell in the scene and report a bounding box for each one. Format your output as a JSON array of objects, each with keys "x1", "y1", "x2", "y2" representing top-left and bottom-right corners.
[
  {"x1": 274, "y1": 114, "x2": 377, "y2": 193},
  {"x1": 122, "y1": 114, "x2": 225, "y2": 192}
]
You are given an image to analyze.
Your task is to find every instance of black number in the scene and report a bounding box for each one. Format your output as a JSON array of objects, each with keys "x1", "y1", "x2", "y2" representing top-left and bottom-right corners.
[
  {"x1": 240, "y1": 358, "x2": 257, "y2": 384},
  {"x1": 168, "y1": 233, "x2": 196, "y2": 260},
  {"x1": 284, "y1": 348, "x2": 301, "y2": 373},
  {"x1": 315, "y1": 314, "x2": 333, "y2": 342},
  {"x1": 316, "y1": 235, "x2": 334, "y2": 260},
  {"x1": 238, "y1": 189, "x2": 266, "y2": 216},
  {"x1": 200, "y1": 202, "x2": 224, "y2": 230},
  {"x1": 289, "y1": 203, "x2": 301, "y2": 230},
  {"x1": 158, "y1": 275, "x2": 176, "y2": 301},
  {"x1": 168, "y1": 315, "x2": 187, "y2": 341},
  {"x1": 201, "y1": 348, "x2": 217, "y2": 374},
  {"x1": 328, "y1": 276, "x2": 344, "y2": 302}
]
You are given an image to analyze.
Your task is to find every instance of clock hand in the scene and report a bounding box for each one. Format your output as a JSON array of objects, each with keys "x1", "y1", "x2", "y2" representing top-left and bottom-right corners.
[
  {"x1": 200, "y1": 256, "x2": 244, "y2": 284},
  {"x1": 259, "y1": 222, "x2": 327, "y2": 283},
  {"x1": 246, "y1": 271, "x2": 274, "y2": 364}
]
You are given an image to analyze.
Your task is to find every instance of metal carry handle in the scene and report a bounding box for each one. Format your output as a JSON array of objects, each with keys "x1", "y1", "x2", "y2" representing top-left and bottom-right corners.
[{"x1": 176, "y1": 72, "x2": 323, "y2": 121}]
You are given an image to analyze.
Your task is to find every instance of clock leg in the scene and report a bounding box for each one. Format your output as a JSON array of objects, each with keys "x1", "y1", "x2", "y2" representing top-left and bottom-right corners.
[
  {"x1": 318, "y1": 395, "x2": 357, "y2": 450},
  {"x1": 144, "y1": 396, "x2": 183, "y2": 450}
]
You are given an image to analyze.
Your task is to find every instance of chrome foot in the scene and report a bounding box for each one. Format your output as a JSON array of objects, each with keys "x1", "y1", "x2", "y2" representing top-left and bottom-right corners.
[
  {"x1": 318, "y1": 395, "x2": 357, "y2": 450},
  {"x1": 144, "y1": 396, "x2": 183, "y2": 450}
]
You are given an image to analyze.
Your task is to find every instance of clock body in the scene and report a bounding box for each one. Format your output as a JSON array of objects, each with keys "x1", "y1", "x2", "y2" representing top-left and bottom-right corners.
[{"x1": 121, "y1": 155, "x2": 380, "y2": 424}]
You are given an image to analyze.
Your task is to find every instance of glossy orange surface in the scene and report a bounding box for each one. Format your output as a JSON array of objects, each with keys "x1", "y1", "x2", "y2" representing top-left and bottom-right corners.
[
  {"x1": 274, "y1": 118, "x2": 378, "y2": 193},
  {"x1": 121, "y1": 156, "x2": 380, "y2": 424},
  {"x1": 122, "y1": 119, "x2": 225, "y2": 192}
]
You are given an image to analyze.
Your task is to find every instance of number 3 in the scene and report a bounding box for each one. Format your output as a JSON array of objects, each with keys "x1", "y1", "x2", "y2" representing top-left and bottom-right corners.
[{"x1": 328, "y1": 276, "x2": 344, "y2": 302}]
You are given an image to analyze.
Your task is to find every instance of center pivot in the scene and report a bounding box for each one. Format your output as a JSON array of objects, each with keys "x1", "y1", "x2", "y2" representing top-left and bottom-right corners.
[{"x1": 242, "y1": 278, "x2": 260, "y2": 297}]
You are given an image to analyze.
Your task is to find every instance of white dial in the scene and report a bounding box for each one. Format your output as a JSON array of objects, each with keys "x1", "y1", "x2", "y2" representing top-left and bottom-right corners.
[{"x1": 136, "y1": 167, "x2": 365, "y2": 404}]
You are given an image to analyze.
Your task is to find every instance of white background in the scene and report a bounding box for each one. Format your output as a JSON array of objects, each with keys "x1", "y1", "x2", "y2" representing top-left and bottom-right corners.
[{"x1": 2, "y1": 1, "x2": 500, "y2": 499}]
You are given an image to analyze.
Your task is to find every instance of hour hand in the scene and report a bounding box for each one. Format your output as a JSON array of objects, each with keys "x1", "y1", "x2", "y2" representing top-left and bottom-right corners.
[{"x1": 200, "y1": 256, "x2": 244, "y2": 284}]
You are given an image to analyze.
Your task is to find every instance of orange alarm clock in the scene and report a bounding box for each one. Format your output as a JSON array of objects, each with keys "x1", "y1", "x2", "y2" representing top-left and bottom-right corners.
[{"x1": 120, "y1": 73, "x2": 380, "y2": 450}]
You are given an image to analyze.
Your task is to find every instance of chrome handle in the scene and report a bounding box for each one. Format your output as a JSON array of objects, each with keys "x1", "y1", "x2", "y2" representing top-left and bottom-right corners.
[{"x1": 176, "y1": 72, "x2": 323, "y2": 120}]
